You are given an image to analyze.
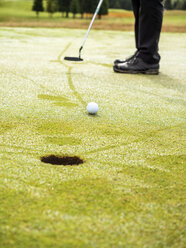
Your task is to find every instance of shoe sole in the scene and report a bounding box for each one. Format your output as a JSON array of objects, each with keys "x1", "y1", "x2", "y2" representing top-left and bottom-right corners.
[{"x1": 113, "y1": 67, "x2": 159, "y2": 75}]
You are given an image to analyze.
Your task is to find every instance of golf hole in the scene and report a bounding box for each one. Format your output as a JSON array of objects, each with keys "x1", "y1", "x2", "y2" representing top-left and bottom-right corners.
[{"x1": 40, "y1": 155, "x2": 84, "y2": 166}]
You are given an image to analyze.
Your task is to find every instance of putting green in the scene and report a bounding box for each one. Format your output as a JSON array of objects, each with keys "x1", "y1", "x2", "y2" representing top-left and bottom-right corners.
[{"x1": 0, "y1": 28, "x2": 186, "y2": 248}]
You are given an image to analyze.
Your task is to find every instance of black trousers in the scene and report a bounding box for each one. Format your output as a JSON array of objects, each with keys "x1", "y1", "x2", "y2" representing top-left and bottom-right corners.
[{"x1": 131, "y1": 0, "x2": 164, "y2": 64}]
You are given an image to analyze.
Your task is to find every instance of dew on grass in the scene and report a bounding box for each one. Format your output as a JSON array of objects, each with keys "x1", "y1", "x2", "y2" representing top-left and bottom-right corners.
[{"x1": 40, "y1": 155, "x2": 84, "y2": 166}]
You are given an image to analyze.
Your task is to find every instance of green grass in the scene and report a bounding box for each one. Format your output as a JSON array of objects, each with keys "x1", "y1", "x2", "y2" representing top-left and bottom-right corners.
[
  {"x1": 0, "y1": 0, "x2": 66, "y2": 20},
  {"x1": 164, "y1": 10, "x2": 186, "y2": 26},
  {"x1": 0, "y1": 27, "x2": 186, "y2": 248},
  {"x1": 0, "y1": 0, "x2": 186, "y2": 29}
]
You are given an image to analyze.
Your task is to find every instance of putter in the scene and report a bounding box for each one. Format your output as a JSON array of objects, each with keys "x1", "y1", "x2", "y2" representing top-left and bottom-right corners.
[{"x1": 64, "y1": 0, "x2": 104, "y2": 62}]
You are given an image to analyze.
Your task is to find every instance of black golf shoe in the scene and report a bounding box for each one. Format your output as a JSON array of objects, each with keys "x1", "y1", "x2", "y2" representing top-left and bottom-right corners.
[
  {"x1": 113, "y1": 57, "x2": 159, "y2": 75},
  {"x1": 114, "y1": 50, "x2": 139, "y2": 65}
]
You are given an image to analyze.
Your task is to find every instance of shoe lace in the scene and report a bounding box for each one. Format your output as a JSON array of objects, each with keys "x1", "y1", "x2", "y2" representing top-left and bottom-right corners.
[{"x1": 129, "y1": 56, "x2": 137, "y2": 65}]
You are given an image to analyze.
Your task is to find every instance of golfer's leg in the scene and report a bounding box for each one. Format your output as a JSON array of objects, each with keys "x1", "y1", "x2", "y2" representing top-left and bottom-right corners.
[
  {"x1": 131, "y1": 0, "x2": 140, "y2": 50},
  {"x1": 113, "y1": 0, "x2": 140, "y2": 65},
  {"x1": 138, "y1": 0, "x2": 164, "y2": 64}
]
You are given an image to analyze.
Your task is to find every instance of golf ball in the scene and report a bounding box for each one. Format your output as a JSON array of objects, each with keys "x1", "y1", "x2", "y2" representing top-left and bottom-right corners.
[{"x1": 87, "y1": 102, "x2": 99, "y2": 115}]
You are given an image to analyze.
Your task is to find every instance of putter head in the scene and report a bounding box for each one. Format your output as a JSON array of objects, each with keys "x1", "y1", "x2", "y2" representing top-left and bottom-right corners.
[
  {"x1": 64, "y1": 56, "x2": 83, "y2": 62},
  {"x1": 64, "y1": 46, "x2": 84, "y2": 62}
]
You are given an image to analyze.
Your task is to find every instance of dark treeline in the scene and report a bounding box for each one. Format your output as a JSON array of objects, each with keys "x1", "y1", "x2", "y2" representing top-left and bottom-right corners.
[
  {"x1": 109, "y1": 0, "x2": 132, "y2": 10},
  {"x1": 32, "y1": 0, "x2": 186, "y2": 18},
  {"x1": 164, "y1": 0, "x2": 186, "y2": 9},
  {"x1": 109, "y1": 0, "x2": 186, "y2": 10},
  {"x1": 32, "y1": 0, "x2": 109, "y2": 18}
]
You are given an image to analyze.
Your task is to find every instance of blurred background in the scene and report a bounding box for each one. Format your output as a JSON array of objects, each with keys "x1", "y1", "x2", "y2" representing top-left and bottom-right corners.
[{"x1": 0, "y1": 0, "x2": 186, "y2": 32}]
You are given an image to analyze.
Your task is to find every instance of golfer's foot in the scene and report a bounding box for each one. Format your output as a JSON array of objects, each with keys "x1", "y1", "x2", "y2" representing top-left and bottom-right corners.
[
  {"x1": 113, "y1": 57, "x2": 159, "y2": 75},
  {"x1": 114, "y1": 50, "x2": 139, "y2": 65}
]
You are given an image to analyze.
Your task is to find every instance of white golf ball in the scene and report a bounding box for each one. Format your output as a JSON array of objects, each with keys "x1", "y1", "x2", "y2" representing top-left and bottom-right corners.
[{"x1": 87, "y1": 102, "x2": 99, "y2": 115}]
